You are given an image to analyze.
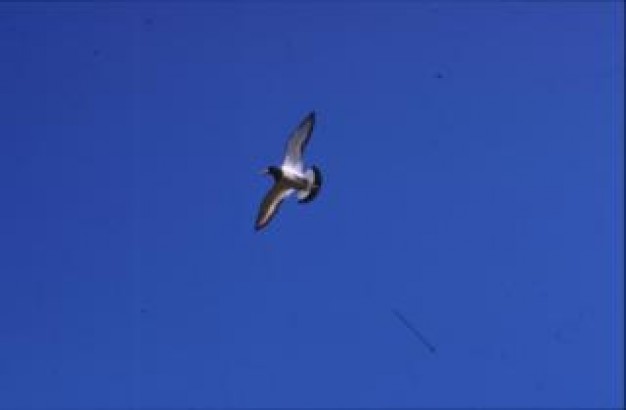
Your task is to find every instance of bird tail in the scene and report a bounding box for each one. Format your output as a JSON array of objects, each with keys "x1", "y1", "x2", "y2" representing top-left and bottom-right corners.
[{"x1": 297, "y1": 166, "x2": 322, "y2": 203}]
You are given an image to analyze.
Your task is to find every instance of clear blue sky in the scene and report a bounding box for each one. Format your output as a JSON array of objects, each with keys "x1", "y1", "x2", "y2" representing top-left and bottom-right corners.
[{"x1": 0, "y1": 2, "x2": 623, "y2": 408}]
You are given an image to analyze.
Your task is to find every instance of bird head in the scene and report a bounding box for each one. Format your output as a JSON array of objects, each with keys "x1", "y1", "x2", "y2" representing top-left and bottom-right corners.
[{"x1": 260, "y1": 166, "x2": 282, "y2": 181}]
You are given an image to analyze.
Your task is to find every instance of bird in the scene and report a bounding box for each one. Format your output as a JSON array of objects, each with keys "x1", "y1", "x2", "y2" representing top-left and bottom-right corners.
[{"x1": 255, "y1": 111, "x2": 322, "y2": 231}]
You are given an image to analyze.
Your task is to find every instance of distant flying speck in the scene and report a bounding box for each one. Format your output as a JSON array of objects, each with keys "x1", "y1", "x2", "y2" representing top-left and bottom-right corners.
[{"x1": 255, "y1": 111, "x2": 322, "y2": 231}]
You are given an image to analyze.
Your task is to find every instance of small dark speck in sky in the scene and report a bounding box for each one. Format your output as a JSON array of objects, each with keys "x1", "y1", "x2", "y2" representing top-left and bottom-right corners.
[{"x1": 553, "y1": 329, "x2": 569, "y2": 344}]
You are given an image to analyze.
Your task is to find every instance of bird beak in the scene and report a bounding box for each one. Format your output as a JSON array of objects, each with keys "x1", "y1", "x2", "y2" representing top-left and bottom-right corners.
[{"x1": 259, "y1": 169, "x2": 268, "y2": 175}]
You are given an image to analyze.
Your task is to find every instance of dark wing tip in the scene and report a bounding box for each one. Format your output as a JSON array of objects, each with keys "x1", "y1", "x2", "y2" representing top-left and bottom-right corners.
[
  {"x1": 254, "y1": 217, "x2": 268, "y2": 231},
  {"x1": 305, "y1": 111, "x2": 316, "y2": 125},
  {"x1": 255, "y1": 183, "x2": 286, "y2": 232},
  {"x1": 255, "y1": 220, "x2": 269, "y2": 232}
]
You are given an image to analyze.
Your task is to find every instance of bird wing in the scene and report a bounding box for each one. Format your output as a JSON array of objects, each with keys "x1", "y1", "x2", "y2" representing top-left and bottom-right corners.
[
  {"x1": 255, "y1": 182, "x2": 294, "y2": 231},
  {"x1": 282, "y1": 111, "x2": 315, "y2": 173}
]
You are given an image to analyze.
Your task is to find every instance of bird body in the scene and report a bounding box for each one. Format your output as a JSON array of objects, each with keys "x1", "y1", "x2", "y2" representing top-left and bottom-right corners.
[{"x1": 255, "y1": 112, "x2": 322, "y2": 231}]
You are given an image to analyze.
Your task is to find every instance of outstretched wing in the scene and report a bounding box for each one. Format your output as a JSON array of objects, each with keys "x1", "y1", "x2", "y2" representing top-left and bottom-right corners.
[
  {"x1": 255, "y1": 182, "x2": 294, "y2": 231},
  {"x1": 282, "y1": 111, "x2": 315, "y2": 173}
]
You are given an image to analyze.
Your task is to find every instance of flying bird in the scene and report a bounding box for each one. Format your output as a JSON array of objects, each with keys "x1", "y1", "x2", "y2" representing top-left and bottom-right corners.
[{"x1": 255, "y1": 111, "x2": 322, "y2": 231}]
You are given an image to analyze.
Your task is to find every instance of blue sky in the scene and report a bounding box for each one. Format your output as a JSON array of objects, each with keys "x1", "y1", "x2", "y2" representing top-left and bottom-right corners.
[{"x1": 0, "y1": 2, "x2": 623, "y2": 408}]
